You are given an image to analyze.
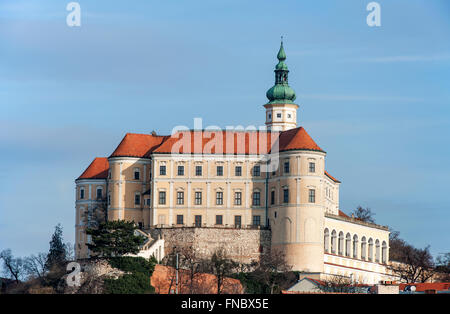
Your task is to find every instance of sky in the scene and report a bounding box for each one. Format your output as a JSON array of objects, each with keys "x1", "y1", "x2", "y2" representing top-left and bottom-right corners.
[{"x1": 0, "y1": 0, "x2": 449, "y2": 259}]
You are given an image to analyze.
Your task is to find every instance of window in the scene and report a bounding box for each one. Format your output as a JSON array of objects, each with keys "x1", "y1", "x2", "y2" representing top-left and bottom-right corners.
[
  {"x1": 309, "y1": 162, "x2": 315, "y2": 173},
  {"x1": 283, "y1": 189, "x2": 289, "y2": 203},
  {"x1": 108, "y1": 193, "x2": 111, "y2": 206},
  {"x1": 195, "y1": 215, "x2": 202, "y2": 227},
  {"x1": 216, "y1": 166, "x2": 223, "y2": 176},
  {"x1": 160, "y1": 165, "x2": 166, "y2": 176},
  {"x1": 253, "y1": 215, "x2": 261, "y2": 226},
  {"x1": 271, "y1": 190, "x2": 275, "y2": 205},
  {"x1": 176, "y1": 215, "x2": 184, "y2": 225},
  {"x1": 80, "y1": 188, "x2": 85, "y2": 199},
  {"x1": 216, "y1": 192, "x2": 223, "y2": 205},
  {"x1": 234, "y1": 215, "x2": 242, "y2": 228},
  {"x1": 253, "y1": 165, "x2": 260, "y2": 176},
  {"x1": 195, "y1": 166, "x2": 202, "y2": 176},
  {"x1": 177, "y1": 191, "x2": 184, "y2": 205},
  {"x1": 345, "y1": 233, "x2": 351, "y2": 257},
  {"x1": 135, "y1": 193, "x2": 141, "y2": 205},
  {"x1": 308, "y1": 189, "x2": 315, "y2": 203},
  {"x1": 353, "y1": 235, "x2": 359, "y2": 259},
  {"x1": 177, "y1": 165, "x2": 184, "y2": 176},
  {"x1": 277, "y1": 113, "x2": 282, "y2": 118},
  {"x1": 361, "y1": 237, "x2": 367, "y2": 260},
  {"x1": 235, "y1": 192, "x2": 242, "y2": 205},
  {"x1": 288, "y1": 113, "x2": 292, "y2": 119},
  {"x1": 324, "y1": 229, "x2": 330, "y2": 253},
  {"x1": 284, "y1": 162, "x2": 290, "y2": 174},
  {"x1": 159, "y1": 191, "x2": 166, "y2": 205},
  {"x1": 96, "y1": 187, "x2": 102, "y2": 199},
  {"x1": 253, "y1": 191, "x2": 261, "y2": 206},
  {"x1": 134, "y1": 168, "x2": 140, "y2": 180},
  {"x1": 338, "y1": 232, "x2": 344, "y2": 255},
  {"x1": 195, "y1": 192, "x2": 202, "y2": 205},
  {"x1": 235, "y1": 166, "x2": 242, "y2": 176},
  {"x1": 215, "y1": 215, "x2": 223, "y2": 225},
  {"x1": 331, "y1": 230, "x2": 337, "y2": 254},
  {"x1": 108, "y1": 171, "x2": 111, "y2": 179},
  {"x1": 274, "y1": 211, "x2": 277, "y2": 218},
  {"x1": 146, "y1": 198, "x2": 151, "y2": 206}
]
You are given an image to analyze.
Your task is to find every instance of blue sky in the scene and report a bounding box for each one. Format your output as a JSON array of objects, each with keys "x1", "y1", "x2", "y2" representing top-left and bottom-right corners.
[{"x1": 0, "y1": 0, "x2": 449, "y2": 259}]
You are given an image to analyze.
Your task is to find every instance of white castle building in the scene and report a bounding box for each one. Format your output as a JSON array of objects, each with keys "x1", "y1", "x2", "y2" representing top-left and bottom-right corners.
[{"x1": 75, "y1": 42, "x2": 394, "y2": 284}]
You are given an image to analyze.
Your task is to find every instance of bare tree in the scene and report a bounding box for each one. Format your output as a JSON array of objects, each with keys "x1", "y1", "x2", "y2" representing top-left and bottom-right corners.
[
  {"x1": 208, "y1": 248, "x2": 238, "y2": 294},
  {"x1": 320, "y1": 275, "x2": 353, "y2": 293},
  {"x1": 81, "y1": 203, "x2": 107, "y2": 230},
  {"x1": 253, "y1": 248, "x2": 292, "y2": 294},
  {"x1": 0, "y1": 249, "x2": 25, "y2": 283},
  {"x1": 435, "y1": 253, "x2": 450, "y2": 282},
  {"x1": 24, "y1": 253, "x2": 47, "y2": 280},
  {"x1": 351, "y1": 206, "x2": 376, "y2": 224}
]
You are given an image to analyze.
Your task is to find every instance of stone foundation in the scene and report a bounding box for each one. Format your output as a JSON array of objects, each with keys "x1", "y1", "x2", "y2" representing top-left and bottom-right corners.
[{"x1": 149, "y1": 227, "x2": 271, "y2": 265}]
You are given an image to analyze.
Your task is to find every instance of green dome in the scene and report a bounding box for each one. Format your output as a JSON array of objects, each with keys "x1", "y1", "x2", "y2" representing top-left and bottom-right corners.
[
  {"x1": 266, "y1": 40, "x2": 297, "y2": 104},
  {"x1": 266, "y1": 84, "x2": 296, "y2": 103}
]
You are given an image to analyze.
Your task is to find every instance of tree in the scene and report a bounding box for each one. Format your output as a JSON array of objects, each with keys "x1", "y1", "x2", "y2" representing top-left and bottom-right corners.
[
  {"x1": 208, "y1": 248, "x2": 238, "y2": 294},
  {"x1": 320, "y1": 275, "x2": 354, "y2": 293},
  {"x1": 435, "y1": 253, "x2": 450, "y2": 281},
  {"x1": 0, "y1": 249, "x2": 25, "y2": 283},
  {"x1": 24, "y1": 253, "x2": 47, "y2": 280},
  {"x1": 86, "y1": 220, "x2": 145, "y2": 258},
  {"x1": 45, "y1": 224, "x2": 67, "y2": 271},
  {"x1": 253, "y1": 248, "x2": 292, "y2": 294},
  {"x1": 81, "y1": 203, "x2": 107, "y2": 230},
  {"x1": 351, "y1": 206, "x2": 376, "y2": 223},
  {"x1": 387, "y1": 230, "x2": 435, "y2": 283}
]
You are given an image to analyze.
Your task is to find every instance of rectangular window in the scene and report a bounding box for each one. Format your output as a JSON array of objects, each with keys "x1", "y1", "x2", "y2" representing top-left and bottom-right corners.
[
  {"x1": 215, "y1": 215, "x2": 223, "y2": 225},
  {"x1": 195, "y1": 165, "x2": 202, "y2": 176},
  {"x1": 96, "y1": 188, "x2": 102, "y2": 199},
  {"x1": 309, "y1": 162, "x2": 316, "y2": 173},
  {"x1": 195, "y1": 192, "x2": 202, "y2": 205},
  {"x1": 253, "y1": 165, "x2": 261, "y2": 176},
  {"x1": 135, "y1": 194, "x2": 141, "y2": 205},
  {"x1": 134, "y1": 169, "x2": 140, "y2": 180},
  {"x1": 283, "y1": 189, "x2": 289, "y2": 203},
  {"x1": 159, "y1": 191, "x2": 166, "y2": 205},
  {"x1": 216, "y1": 192, "x2": 223, "y2": 205},
  {"x1": 271, "y1": 190, "x2": 275, "y2": 205},
  {"x1": 160, "y1": 165, "x2": 166, "y2": 176},
  {"x1": 177, "y1": 191, "x2": 184, "y2": 205},
  {"x1": 80, "y1": 189, "x2": 85, "y2": 199},
  {"x1": 216, "y1": 166, "x2": 223, "y2": 176},
  {"x1": 253, "y1": 192, "x2": 261, "y2": 206},
  {"x1": 177, "y1": 165, "x2": 184, "y2": 176},
  {"x1": 234, "y1": 215, "x2": 242, "y2": 228},
  {"x1": 146, "y1": 198, "x2": 151, "y2": 206},
  {"x1": 235, "y1": 192, "x2": 242, "y2": 205},
  {"x1": 235, "y1": 166, "x2": 242, "y2": 176},
  {"x1": 284, "y1": 162, "x2": 290, "y2": 174},
  {"x1": 309, "y1": 189, "x2": 316, "y2": 203},
  {"x1": 253, "y1": 215, "x2": 261, "y2": 226},
  {"x1": 176, "y1": 215, "x2": 184, "y2": 225},
  {"x1": 108, "y1": 193, "x2": 111, "y2": 206},
  {"x1": 195, "y1": 215, "x2": 202, "y2": 227}
]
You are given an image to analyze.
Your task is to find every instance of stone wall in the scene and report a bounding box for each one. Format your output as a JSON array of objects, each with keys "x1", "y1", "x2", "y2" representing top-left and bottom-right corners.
[{"x1": 150, "y1": 227, "x2": 271, "y2": 265}]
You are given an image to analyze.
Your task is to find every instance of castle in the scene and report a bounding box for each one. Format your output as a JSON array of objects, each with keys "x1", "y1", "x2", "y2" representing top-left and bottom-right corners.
[{"x1": 75, "y1": 41, "x2": 394, "y2": 284}]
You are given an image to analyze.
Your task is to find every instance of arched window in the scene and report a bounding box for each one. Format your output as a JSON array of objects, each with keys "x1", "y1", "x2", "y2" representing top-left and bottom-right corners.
[
  {"x1": 361, "y1": 237, "x2": 367, "y2": 260},
  {"x1": 324, "y1": 229, "x2": 330, "y2": 253},
  {"x1": 375, "y1": 239, "x2": 380, "y2": 263},
  {"x1": 345, "y1": 233, "x2": 351, "y2": 257},
  {"x1": 331, "y1": 230, "x2": 337, "y2": 254},
  {"x1": 353, "y1": 235, "x2": 358, "y2": 259},
  {"x1": 338, "y1": 232, "x2": 344, "y2": 255},
  {"x1": 382, "y1": 241, "x2": 387, "y2": 264},
  {"x1": 368, "y1": 238, "x2": 374, "y2": 262}
]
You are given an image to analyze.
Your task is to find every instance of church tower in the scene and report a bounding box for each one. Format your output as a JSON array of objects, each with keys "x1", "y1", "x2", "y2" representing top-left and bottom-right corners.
[{"x1": 264, "y1": 40, "x2": 299, "y2": 131}]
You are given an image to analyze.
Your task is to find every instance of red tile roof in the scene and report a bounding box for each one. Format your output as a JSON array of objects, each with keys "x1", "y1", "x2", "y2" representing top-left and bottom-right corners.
[
  {"x1": 325, "y1": 170, "x2": 341, "y2": 183},
  {"x1": 399, "y1": 282, "x2": 450, "y2": 292},
  {"x1": 338, "y1": 210, "x2": 349, "y2": 218},
  {"x1": 276, "y1": 127, "x2": 324, "y2": 153},
  {"x1": 77, "y1": 157, "x2": 109, "y2": 180},
  {"x1": 109, "y1": 127, "x2": 323, "y2": 157},
  {"x1": 110, "y1": 133, "x2": 167, "y2": 158}
]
